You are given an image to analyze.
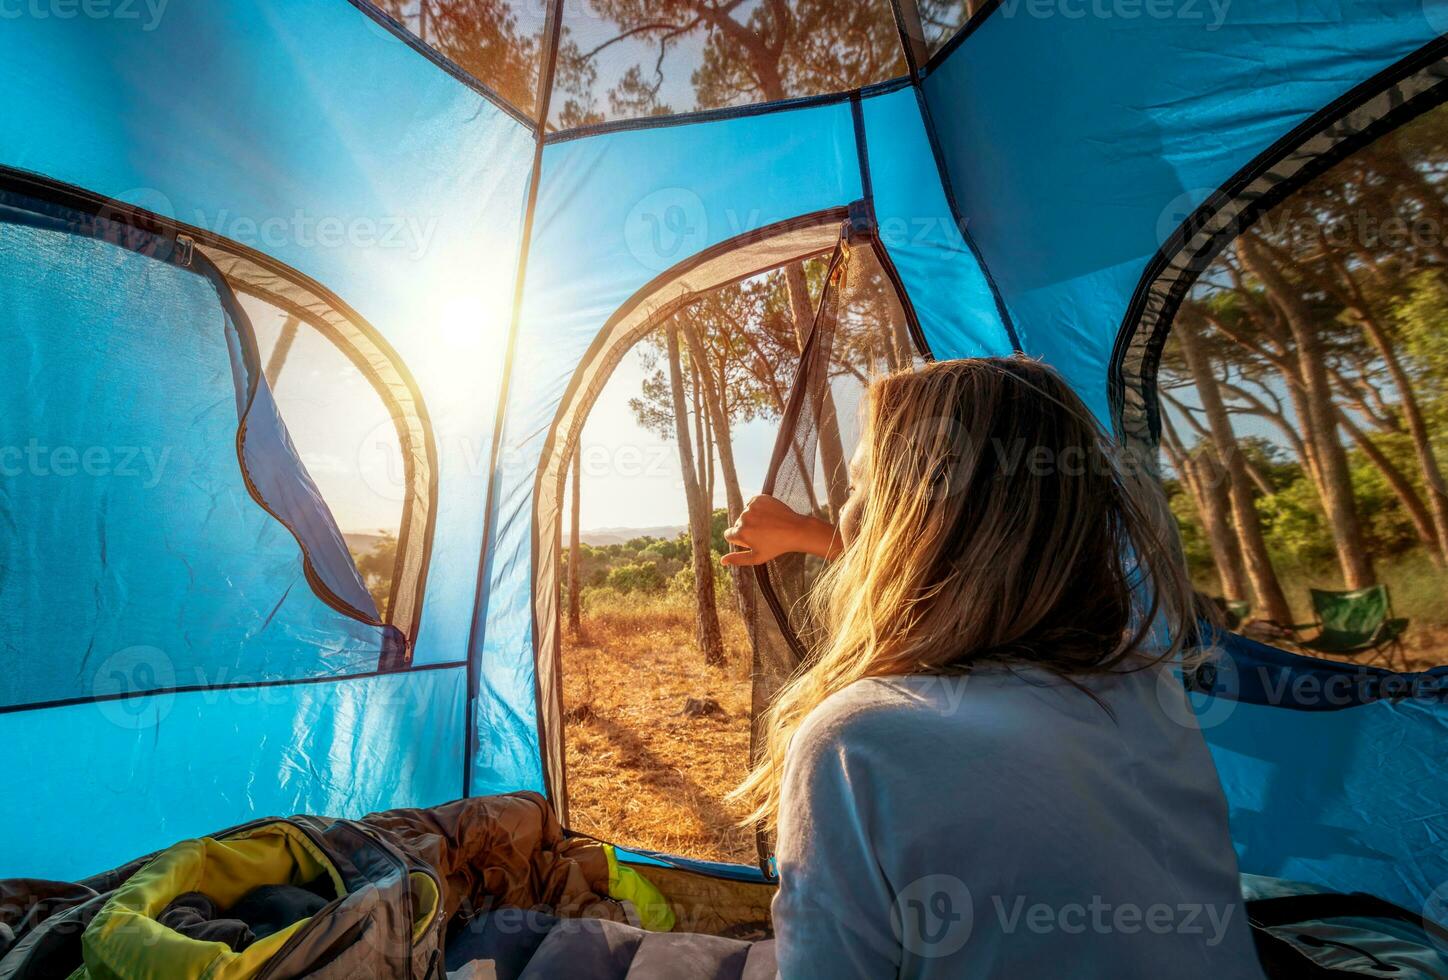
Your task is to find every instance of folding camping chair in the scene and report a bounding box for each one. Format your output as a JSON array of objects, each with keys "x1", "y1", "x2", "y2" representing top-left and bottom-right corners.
[{"x1": 1290, "y1": 585, "x2": 1410, "y2": 670}]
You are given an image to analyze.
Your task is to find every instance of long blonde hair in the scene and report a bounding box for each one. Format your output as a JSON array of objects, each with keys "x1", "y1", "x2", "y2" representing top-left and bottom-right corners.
[{"x1": 731, "y1": 356, "x2": 1195, "y2": 829}]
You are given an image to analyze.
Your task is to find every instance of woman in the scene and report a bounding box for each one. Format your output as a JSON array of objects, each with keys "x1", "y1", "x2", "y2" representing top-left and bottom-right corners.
[{"x1": 722, "y1": 358, "x2": 1262, "y2": 979}]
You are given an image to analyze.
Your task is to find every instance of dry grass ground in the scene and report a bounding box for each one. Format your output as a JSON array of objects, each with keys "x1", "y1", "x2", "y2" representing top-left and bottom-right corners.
[
  {"x1": 559, "y1": 587, "x2": 1446, "y2": 870},
  {"x1": 561, "y1": 593, "x2": 758, "y2": 865}
]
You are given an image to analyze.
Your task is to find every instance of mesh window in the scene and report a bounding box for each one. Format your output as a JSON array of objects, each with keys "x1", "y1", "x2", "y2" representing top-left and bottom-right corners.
[
  {"x1": 368, "y1": 1, "x2": 549, "y2": 119},
  {"x1": 1157, "y1": 101, "x2": 1448, "y2": 672},
  {"x1": 246, "y1": 298, "x2": 407, "y2": 621},
  {"x1": 915, "y1": 0, "x2": 974, "y2": 58},
  {"x1": 558, "y1": 257, "x2": 829, "y2": 864},
  {"x1": 748, "y1": 235, "x2": 922, "y2": 862},
  {"x1": 0, "y1": 189, "x2": 400, "y2": 708},
  {"x1": 548, "y1": 0, "x2": 908, "y2": 131}
]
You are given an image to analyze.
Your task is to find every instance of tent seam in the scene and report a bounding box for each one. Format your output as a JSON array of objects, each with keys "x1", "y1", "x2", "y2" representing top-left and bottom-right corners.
[{"x1": 463, "y1": 0, "x2": 565, "y2": 800}]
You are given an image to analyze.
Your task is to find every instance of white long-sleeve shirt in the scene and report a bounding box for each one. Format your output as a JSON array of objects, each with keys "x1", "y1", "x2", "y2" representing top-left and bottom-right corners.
[{"x1": 771, "y1": 666, "x2": 1265, "y2": 979}]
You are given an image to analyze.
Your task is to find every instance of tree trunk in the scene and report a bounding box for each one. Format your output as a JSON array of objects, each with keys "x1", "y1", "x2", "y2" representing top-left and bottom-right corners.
[
  {"x1": 1337, "y1": 409, "x2": 1443, "y2": 563},
  {"x1": 684, "y1": 323, "x2": 745, "y2": 522},
  {"x1": 1176, "y1": 316, "x2": 1295, "y2": 624},
  {"x1": 1318, "y1": 231, "x2": 1448, "y2": 565},
  {"x1": 568, "y1": 442, "x2": 582, "y2": 634},
  {"x1": 264, "y1": 316, "x2": 301, "y2": 387},
  {"x1": 784, "y1": 262, "x2": 849, "y2": 519},
  {"x1": 667, "y1": 323, "x2": 725, "y2": 667},
  {"x1": 892, "y1": 313, "x2": 914, "y2": 372},
  {"x1": 1354, "y1": 310, "x2": 1448, "y2": 566},
  {"x1": 1163, "y1": 415, "x2": 1250, "y2": 602},
  {"x1": 683, "y1": 320, "x2": 759, "y2": 641},
  {"x1": 1239, "y1": 236, "x2": 1375, "y2": 589}
]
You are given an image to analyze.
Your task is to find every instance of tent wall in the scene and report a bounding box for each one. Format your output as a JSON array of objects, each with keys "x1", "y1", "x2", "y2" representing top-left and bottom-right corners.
[
  {"x1": 0, "y1": 0, "x2": 534, "y2": 666},
  {"x1": 472, "y1": 101, "x2": 866, "y2": 799},
  {"x1": 1193, "y1": 650, "x2": 1448, "y2": 912},
  {"x1": 469, "y1": 87, "x2": 1013, "y2": 801},
  {"x1": 0, "y1": 0, "x2": 530, "y2": 874},
  {"x1": 859, "y1": 86, "x2": 1013, "y2": 359},
  {"x1": 921, "y1": 1, "x2": 1448, "y2": 420},
  {"x1": 0, "y1": 198, "x2": 397, "y2": 709},
  {"x1": 0, "y1": 666, "x2": 465, "y2": 881}
]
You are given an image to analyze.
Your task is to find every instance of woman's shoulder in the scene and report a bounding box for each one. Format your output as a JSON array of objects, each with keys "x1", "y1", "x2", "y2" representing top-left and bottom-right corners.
[
  {"x1": 791, "y1": 674, "x2": 979, "y2": 758},
  {"x1": 793, "y1": 665, "x2": 1174, "y2": 764}
]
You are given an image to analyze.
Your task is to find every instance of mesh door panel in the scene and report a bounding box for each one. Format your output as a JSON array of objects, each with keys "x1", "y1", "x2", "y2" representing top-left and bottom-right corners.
[{"x1": 748, "y1": 234, "x2": 923, "y2": 865}]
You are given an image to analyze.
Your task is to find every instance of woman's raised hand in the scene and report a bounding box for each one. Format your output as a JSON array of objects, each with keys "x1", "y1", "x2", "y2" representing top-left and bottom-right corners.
[{"x1": 721, "y1": 495, "x2": 841, "y2": 566}]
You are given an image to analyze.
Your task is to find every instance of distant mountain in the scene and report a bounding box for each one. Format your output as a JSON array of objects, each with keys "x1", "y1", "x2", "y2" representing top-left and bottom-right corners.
[
  {"x1": 343, "y1": 532, "x2": 388, "y2": 556},
  {"x1": 581, "y1": 524, "x2": 685, "y2": 546}
]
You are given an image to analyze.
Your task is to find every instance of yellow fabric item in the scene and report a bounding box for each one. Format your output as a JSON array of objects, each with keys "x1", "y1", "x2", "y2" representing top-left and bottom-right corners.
[
  {"x1": 71, "y1": 823, "x2": 345, "y2": 980},
  {"x1": 408, "y1": 871, "x2": 440, "y2": 943},
  {"x1": 602, "y1": 846, "x2": 675, "y2": 933}
]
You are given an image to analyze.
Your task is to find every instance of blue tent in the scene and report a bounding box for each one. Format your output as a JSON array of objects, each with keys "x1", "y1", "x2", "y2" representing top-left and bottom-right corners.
[{"x1": 2, "y1": 0, "x2": 1446, "y2": 928}]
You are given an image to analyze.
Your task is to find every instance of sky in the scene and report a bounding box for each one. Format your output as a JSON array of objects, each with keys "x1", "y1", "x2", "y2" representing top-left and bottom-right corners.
[
  {"x1": 573, "y1": 342, "x2": 776, "y2": 532},
  {"x1": 573, "y1": 336, "x2": 871, "y2": 533},
  {"x1": 249, "y1": 299, "x2": 404, "y2": 537}
]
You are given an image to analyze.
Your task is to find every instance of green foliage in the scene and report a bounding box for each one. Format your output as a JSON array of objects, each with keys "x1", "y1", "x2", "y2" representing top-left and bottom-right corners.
[
  {"x1": 1396, "y1": 269, "x2": 1448, "y2": 423},
  {"x1": 1160, "y1": 104, "x2": 1448, "y2": 629},
  {"x1": 605, "y1": 562, "x2": 666, "y2": 594},
  {"x1": 560, "y1": 509, "x2": 735, "y2": 610},
  {"x1": 668, "y1": 552, "x2": 734, "y2": 605},
  {"x1": 1253, "y1": 472, "x2": 1335, "y2": 572},
  {"x1": 1163, "y1": 476, "x2": 1216, "y2": 588}
]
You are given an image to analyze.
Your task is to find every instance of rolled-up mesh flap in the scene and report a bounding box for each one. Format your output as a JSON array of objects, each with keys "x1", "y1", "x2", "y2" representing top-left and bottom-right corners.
[{"x1": 747, "y1": 232, "x2": 924, "y2": 869}]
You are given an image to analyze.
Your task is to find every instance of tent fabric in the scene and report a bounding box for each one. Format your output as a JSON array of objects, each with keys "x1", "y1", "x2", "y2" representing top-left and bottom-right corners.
[
  {"x1": 0, "y1": 0, "x2": 1443, "y2": 929},
  {"x1": 0, "y1": 184, "x2": 396, "y2": 710},
  {"x1": 922, "y1": 0, "x2": 1448, "y2": 421},
  {"x1": 1198, "y1": 687, "x2": 1448, "y2": 913},
  {"x1": 1189, "y1": 631, "x2": 1448, "y2": 713},
  {"x1": 470, "y1": 99, "x2": 869, "y2": 799},
  {"x1": 859, "y1": 85, "x2": 1014, "y2": 360},
  {"x1": 1112, "y1": 43, "x2": 1448, "y2": 452},
  {"x1": 1180, "y1": 634, "x2": 1448, "y2": 910},
  {"x1": 0, "y1": 665, "x2": 466, "y2": 881},
  {"x1": 0, "y1": 0, "x2": 537, "y2": 667}
]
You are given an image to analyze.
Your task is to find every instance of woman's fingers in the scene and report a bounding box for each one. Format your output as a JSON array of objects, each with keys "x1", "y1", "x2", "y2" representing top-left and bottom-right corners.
[
  {"x1": 720, "y1": 548, "x2": 763, "y2": 567},
  {"x1": 722, "y1": 494, "x2": 803, "y2": 566},
  {"x1": 723, "y1": 516, "x2": 765, "y2": 565}
]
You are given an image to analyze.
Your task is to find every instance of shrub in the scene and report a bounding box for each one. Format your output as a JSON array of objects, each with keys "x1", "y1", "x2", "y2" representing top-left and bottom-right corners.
[{"x1": 605, "y1": 561, "x2": 666, "y2": 594}]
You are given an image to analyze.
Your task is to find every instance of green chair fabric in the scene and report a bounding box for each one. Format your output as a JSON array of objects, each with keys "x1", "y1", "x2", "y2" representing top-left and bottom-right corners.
[
  {"x1": 1297, "y1": 586, "x2": 1409, "y2": 666},
  {"x1": 1223, "y1": 600, "x2": 1252, "y2": 628}
]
